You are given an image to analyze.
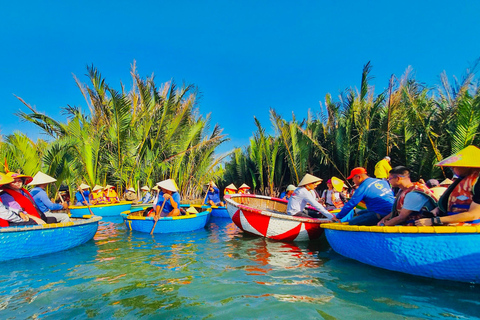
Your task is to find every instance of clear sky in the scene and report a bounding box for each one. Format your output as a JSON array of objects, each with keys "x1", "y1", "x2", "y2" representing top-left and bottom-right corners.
[{"x1": 1, "y1": 1, "x2": 479, "y2": 155}]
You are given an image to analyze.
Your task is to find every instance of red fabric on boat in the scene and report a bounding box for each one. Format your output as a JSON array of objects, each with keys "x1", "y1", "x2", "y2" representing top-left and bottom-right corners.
[{"x1": 2, "y1": 188, "x2": 42, "y2": 219}]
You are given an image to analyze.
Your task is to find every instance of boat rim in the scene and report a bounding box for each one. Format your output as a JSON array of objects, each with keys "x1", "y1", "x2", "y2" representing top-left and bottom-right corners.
[
  {"x1": 321, "y1": 222, "x2": 480, "y2": 234},
  {"x1": 0, "y1": 216, "x2": 102, "y2": 233},
  {"x1": 69, "y1": 201, "x2": 131, "y2": 209}
]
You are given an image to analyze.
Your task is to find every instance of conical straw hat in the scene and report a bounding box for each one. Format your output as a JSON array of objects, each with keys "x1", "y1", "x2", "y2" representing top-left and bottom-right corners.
[
  {"x1": 239, "y1": 183, "x2": 250, "y2": 189},
  {"x1": 225, "y1": 183, "x2": 237, "y2": 190},
  {"x1": 140, "y1": 186, "x2": 150, "y2": 191},
  {"x1": 105, "y1": 185, "x2": 115, "y2": 189},
  {"x1": 298, "y1": 174, "x2": 322, "y2": 187},
  {"x1": 28, "y1": 171, "x2": 57, "y2": 186},
  {"x1": 5, "y1": 172, "x2": 33, "y2": 185},
  {"x1": 79, "y1": 183, "x2": 90, "y2": 189},
  {"x1": 157, "y1": 179, "x2": 178, "y2": 192},
  {"x1": 127, "y1": 187, "x2": 135, "y2": 192},
  {"x1": 152, "y1": 185, "x2": 159, "y2": 191},
  {"x1": 331, "y1": 176, "x2": 344, "y2": 192},
  {"x1": 186, "y1": 206, "x2": 198, "y2": 214},
  {"x1": 436, "y1": 145, "x2": 480, "y2": 168},
  {"x1": 440, "y1": 178, "x2": 453, "y2": 185},
  {"x1": 92, "y1": 185, "x2": 104, "y2": 192},
  {"x1": 0, "y1": 172, "x2": 14, "y2": 186},
  {"x1": 286, "y1": 184, "x2": 296, "y2": 191}
]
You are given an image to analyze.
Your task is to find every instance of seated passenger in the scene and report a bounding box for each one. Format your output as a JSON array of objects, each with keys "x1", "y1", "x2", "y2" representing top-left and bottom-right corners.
[
  {"x1": 90, "y1": 185, "x2": 107, "y2": 204},
  {"x1": 205, "y1": 181, "x2": 224, "y2": 207},
  {"x1": 0, "y1": 172, "x2": 53, "y2": 225},
  {"x1": 426, "y1": 179, "x2": 447, "y2": 199},
  {"x1": 224, "y1": 183, "x2": 238, "y2": 195},
  {"x1": 279, "y1": 185, "x2": 296, "y2": 200},
  {"x1": 149, "y1": 179, "x2": 181, "y2": 218},
  {"x1": 238, "y1": 183, "x2": 251, "y2": 194},
  {"x1": 75, "y1": 184, "x2": 91, "y2": 206},
  {"x1": 286, "y1": 174, "x2": 337, "y2": 220},
  {"x1": 28, "y1": 171, "x2": 70, "y2": 223},
  {"x1": 104, "y1": 185, "x2": 119, "y2": 203},
  {"x1": 140, "y1": 186, "x2": 152, "y2": 203},
  {"x1": 378, "y1": 166, "x2": 437, "y2": 226},
  {"x1": 124, "y1": 187, "x2": 137, "y2": 201},
  {"x1": 321, "y1": 179, "x2": 346, "y2": 210},
  {"x1": 335, "y1": 167, "x2": 395, "y2": 226},
  {"x1": 416, "y1": 145, "x2": 480, "y2": 226}
]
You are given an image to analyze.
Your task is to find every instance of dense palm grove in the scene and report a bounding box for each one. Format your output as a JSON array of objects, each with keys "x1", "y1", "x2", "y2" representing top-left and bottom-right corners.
[{"x1": 1, "y1": 62, "x2": 479, "y2": 198}]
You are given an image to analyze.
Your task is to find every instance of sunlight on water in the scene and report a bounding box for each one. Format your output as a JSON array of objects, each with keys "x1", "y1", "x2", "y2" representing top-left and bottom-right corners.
[{"x1": 1, "y1": 216, "x2": 480, "y2": 319}]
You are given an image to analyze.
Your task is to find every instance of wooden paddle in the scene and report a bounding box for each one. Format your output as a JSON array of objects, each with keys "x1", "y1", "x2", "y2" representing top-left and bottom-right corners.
[
  {"x1": 79, "y1": 187, "x2": 95, "y2": 216},
  {"x1": 150, "y1": 200, "x2": 166, "y2": 235}
]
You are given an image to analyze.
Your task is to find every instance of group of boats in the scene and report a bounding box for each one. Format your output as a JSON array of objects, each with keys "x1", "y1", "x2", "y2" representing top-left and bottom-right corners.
[{"x1": 2, "y1": 194, "x2": 479, "y2": 285}]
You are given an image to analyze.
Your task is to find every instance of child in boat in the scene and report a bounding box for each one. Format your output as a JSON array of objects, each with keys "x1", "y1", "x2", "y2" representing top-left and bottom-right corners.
[
  {"x1": 75, "y1": 184, "x2": 91, "y2": 206},
  {"x1": 205, "y1": 181, "x2": 224, "y2": 207}
]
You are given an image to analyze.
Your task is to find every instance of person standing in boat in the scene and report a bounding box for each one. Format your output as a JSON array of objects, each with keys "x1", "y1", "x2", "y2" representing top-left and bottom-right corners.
[
  {"x1": 75, "y1": 184, "x2": 91, "y2": 206},
  {"x1": 377, "y1": 166, "x2": 437, "y2": 226},
  {"x1": 416, "y1": 145, "x2": 480, "y2": 226},
  {"x1": 205, "y1": 181, "x2": 224, "y2": 207},
  {"x1": 374, "y1": 156, "x2": 392, "y2": 180},
  {"x1": 28, "y1": 171, "x2": 71, "y2": 223},
  {"x1": 153, "y1": 179, "x2": 181, "y2": 218},
  {"x1": 336, "y1": 167, "x2": 395, "y2": 226},
  {"x1": 286, "y1": 174, "x2": 337, "y2": 220}
]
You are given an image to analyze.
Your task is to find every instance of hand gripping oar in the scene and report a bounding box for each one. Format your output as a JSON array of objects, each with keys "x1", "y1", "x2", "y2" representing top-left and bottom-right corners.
[{"x1": 150, "y1": 200, "x2": 166, "y2": 235}]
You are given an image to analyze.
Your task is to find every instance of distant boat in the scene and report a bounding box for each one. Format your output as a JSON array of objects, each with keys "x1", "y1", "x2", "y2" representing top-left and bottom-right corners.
[
  {"x1": 69, "y1": 201, "x2": 132, "y2": 217},
  {"x1": 0, "y1": 216, "x2": 101, "y2": 261},
  {"x1": 121, "y1": 205, "x2": 211, "y2": 234},
  {"x1": 322, "y1": 223, "x2": 480, "y2": 284},
  {"x1": 180, "y1": 203, "x2": 229, "y2": 218},
  {"x1": 225, "y1": 194, "x2": 331, "y2": 241}
]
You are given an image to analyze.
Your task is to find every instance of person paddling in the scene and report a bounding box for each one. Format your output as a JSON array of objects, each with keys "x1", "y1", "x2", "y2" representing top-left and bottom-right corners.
[
  {"x1": 75, "y1": 184, "x2": 91, "y2": 206},
  {"x1": 150, "y1": 179, "x2": 181, "y2": 218}
]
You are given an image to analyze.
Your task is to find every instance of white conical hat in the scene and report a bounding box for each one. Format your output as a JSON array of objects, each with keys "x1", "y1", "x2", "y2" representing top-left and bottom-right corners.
[
  {"x1": 28, "y1": 171, "x2": 57, "y2": 186},
  {"x1": 79, "y1": 183, "x2": 90, "y2": 189},
  {"x1": 207, "y1": 181, "x2": 217, "y2": 187},
  {"x1": 186, "y1": 206, "x2": 198, "y2": 214},
  {"x1": 298, "y1": 174, "x2": 322, "y2": 187},
  {"x1": 92, "y1": 185, "x2": 104, "y2": 192},
  {"x1": 239, "y1": 183, "x2": 250, "y2": 189},
  {"x1": 140, "y1": 185, "x2": 150, "y2": 191},
  {"x1": 440, "y1": 178, "x2": 453, "y2": 185},
  {"x1": 225, "y1": 183, "x2": 237, "y2": 190},
  {"x1": 127, "y1": 187, "x2": 135, "y2": 192},
  {"x1": 157, "y1": 179, "x2": 178, "y2": 192},
  {"x1": 105, "y1": 185, "x2": 115, "y2": 189},
  {"x1": 286, "y1": 184, "x2": 296, "y2": 191},
  {"x1": 152, "y1": 185, "x2": 159, "y2": 191}
]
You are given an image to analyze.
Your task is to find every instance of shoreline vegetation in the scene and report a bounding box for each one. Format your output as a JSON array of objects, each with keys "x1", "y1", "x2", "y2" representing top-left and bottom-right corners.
[{"x1": 1, "y1": 61, "x2": 479, "y2": 199}]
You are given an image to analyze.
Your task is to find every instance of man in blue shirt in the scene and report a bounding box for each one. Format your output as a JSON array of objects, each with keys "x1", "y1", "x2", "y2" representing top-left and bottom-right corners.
[
  {"x1": 28, "y1": 172, "x2": 70, "y2": 222},
  {"x1": 205, "y1": 181, "x2": 224, "y2": 206},
  {"x1": 336, "y1": 167, "x2": 395, "y2": 225},
  {"x1": 140, "y1": 186, "x2": 152, "y2": 203},
  {"x1": 75, "y1": 183, "x2": 91, "y2": 206}
]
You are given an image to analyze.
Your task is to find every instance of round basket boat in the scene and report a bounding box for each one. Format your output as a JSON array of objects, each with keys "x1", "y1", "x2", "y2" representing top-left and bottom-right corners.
[
  {"x1": 121, "y1": 205, "x2": 211, "y2": 234},
  {"x1": 224, "y1": 194, "x2": 331, "y2": 241},
  {"x1": 322, "y1": 223, "x2": 480, "y2": 284},
  {"x1": 69, "y1": 201, "x2": 132, "y2": 217},
  {"x1": 0, "y1": 216, "x2": 101, "y2": 261},
  {"x1": 180, "y1": 204, "x2": 229, "y2": 218}
]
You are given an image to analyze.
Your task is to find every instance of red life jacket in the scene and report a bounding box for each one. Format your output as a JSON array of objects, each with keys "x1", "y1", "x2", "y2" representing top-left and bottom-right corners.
[
  {"x1": 447, "y1": 171, "x2": 480, "y2": 220},
  {"x1": 392, "y1": 182, "x2": 438, "y2": 225},
  {"x1": 0, "y1": 197, "x2": 9, "y2": 227},
  {"x1": 2, "y1": 188, "x2": 42, "y2": 219}
]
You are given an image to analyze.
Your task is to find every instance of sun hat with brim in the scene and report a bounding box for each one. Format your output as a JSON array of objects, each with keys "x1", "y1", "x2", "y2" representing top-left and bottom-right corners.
[
  {"x1": 225, "y1": 183, "x2": 237, "y2": 190},
  {"x1": 186, "y1": 206, "x2": 198, "y2": 214},
  {"x1": 27, "y1": 171, "x2": 57, "y2": 186},
  {"x1": 105, "y1": 185, "x2": 115, "y2": 189},
  {"x1": 92, "y1": 185, "x2": 104, "y2": 192},
  {"x1": 331, "y1": 176, "x2": 345, "y2": 192},
  {"x1": 239, "y1": 183, "x2": 250, "y2": 189},
  {"x1": 127, "y1": 187, "x2": 135, "y2": 192},
  {"x1": 157, "y1": 179, "x2": 178, "y2": 192},
  {"x1": 286, "y1": 184, "x2": 296, "y2": 191},
  {"x1": 5, "y1": 172, "x2": 33, "y2": 185},
  {"x1": 79, "y1": 183, "x2": 90, "y2": 189},
  {"x1": 140, "y1": 186, "x2": 150, "y2": 191},
  {"x1": 347, "y1": 167, "x2": 368, "y2": 179},
  {"x1": 436, "y1": 145, "x2": 480, "y2": 168},
  {"x1": 440, "y1": 178, "x2": 453, "y2": 185},
  {"x1": 0, "y1": 172, "x2": 14, "y2": 186},
  {"x1": 298, "y1": 174, "x2": 322, "y2": 187}
]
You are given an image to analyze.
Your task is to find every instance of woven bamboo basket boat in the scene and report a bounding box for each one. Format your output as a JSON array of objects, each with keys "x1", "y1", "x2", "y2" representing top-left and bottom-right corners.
[
  {"x1": 69, "y1": 201, "x2": 132, "y2": 217},
  {"x1": 322, "y1": 223, "x2": 480, "y2": 284},
  {"x1": 0, "y1": 216, "x2": 101, "y2": 261},
  {"x1": 225, "y1": 194, "x2": 331, "y2": 241}
]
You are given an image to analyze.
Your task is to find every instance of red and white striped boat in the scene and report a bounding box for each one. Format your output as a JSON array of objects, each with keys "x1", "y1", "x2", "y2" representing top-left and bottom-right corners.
[{"x1": 225, "y1": 194, "x2": 331, "y2": 241}]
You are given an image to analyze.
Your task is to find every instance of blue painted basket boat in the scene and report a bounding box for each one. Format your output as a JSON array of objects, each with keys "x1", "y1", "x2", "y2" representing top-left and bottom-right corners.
[
  {"x1": 322, "y1": 223, "x2": 480, "y2": 284},
  {"x1": 121, "y1": 206, "x2": 211, "y2": 234},
  {"x1": 69, "y1": 201, "x2": 132, "y2": 217},
  {"x1": 0, "y1": 216, "x2": 101, "y2": 261},
  {"x1": 179, "y1": 203, "x2": 229, "y2": 218}
]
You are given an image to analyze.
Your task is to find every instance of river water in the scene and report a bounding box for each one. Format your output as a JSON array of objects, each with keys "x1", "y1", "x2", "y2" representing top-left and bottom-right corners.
[{"x1": 1, "y1": 217, "x2": 479, "y2": 319}]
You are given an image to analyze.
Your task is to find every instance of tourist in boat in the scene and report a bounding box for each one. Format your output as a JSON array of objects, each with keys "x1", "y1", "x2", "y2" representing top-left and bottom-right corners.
[
  {"x1": 374, "y1": 156, "x2": 392, "y2": 180},
  {"x1": 28, "y1": 171, "x2": 71, "y2": 223},
  {"x1": 205, "y1": 181, "x2": 224, "y2": 207},
  {"x1": 90, "y1": 185, "x2": 107, "y2": 205},
  {"x1": 286, "y1": 174, "x2": 337, "y2": 220},
  {"x1": 336, "y1": 167, "x2": 395, "y2": 225},
  {"x1": 321, "y1": 179, "x2": 346, "y2": 210},
  {"x1": 152, "y1": 179, "x2": 181, "y2": 218},
  {"x1": 104, "y1": 185, "x2": 120, "y2": 203},
  {"x1": 140, "y1": 186, "x2": 152, "y2": 203},
  {"x1": 416, "y1": 145, "x2": 480, "y2": 226},
  {"x1": 279, "y1": 185, "x2": 296, "y2": 200},
  {"x1": 238, "y1": 183, "x2": 251, "y2": 194},
  {"x1": 224, "y1": 183, "x2": 238, "y2": 195},
  {"x1": 124, "y1": 187, "x2": 137, "y2": 201},
  {"x1": 377, "y1": 166, "x2": 437, "y2": 226},
  {"x1": 75, "y1": 184, "x2": 91, "y2": 206},
  {"x1": 0, "y1": 172, "x2": 55, "y2": 225},
  {"x1": 426, "y1": 179, "x2": 447, "y2": 199}
]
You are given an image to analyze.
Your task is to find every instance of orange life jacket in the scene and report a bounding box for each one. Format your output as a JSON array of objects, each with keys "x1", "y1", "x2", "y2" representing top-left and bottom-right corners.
[
  {"x1": 105, "y1": 189, "x2": 119, "y2": 203},
  {"x1": 91, "y1": 191, "x2": 107, "y2": 205},
  {"x1": 392, "y1": 182, "x2": 438, "y2": 225},
  {"x1": 447, "y1": 171, "x2": 479, "y2": 223}
]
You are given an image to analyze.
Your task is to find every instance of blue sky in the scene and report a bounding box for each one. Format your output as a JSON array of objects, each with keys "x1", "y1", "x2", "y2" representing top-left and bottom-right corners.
[{"x1": 1, "y1": 1, "x2": 479, "y2": 155}]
